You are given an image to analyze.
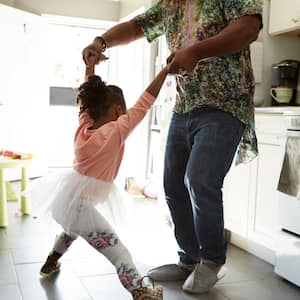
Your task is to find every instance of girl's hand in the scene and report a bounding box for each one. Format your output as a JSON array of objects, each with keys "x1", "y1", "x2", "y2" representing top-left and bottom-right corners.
[{"x1": 82, "y1": 41, "x2": 108, "y2": 67}]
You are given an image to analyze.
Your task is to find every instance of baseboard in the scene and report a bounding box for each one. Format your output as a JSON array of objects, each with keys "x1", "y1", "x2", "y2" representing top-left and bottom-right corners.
[{"x1": 229, "y1": 231, "x2": 275, "y2": 265}]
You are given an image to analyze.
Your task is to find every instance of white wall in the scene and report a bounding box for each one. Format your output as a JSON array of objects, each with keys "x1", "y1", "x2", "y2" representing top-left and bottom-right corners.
[
  {"x1": 255, "y1": 0, "x2": 300, "y2": 106},
  {"x1": 0, "y1": 0, "x2": 14, "y2": 5},
  {"x1": 11, "y1": 0, "x2": 120, "y2": 21},
  {"x1": 119, "y1": 0, "x2": 152, "y2": 19},
  {"x1": 0, "y1": 0, "x2": 154, "y2": 21}
]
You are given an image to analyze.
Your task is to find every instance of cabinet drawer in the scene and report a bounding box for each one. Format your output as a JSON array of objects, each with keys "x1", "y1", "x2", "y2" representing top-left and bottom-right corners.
[
  {"x1": 257, "y1": 133, "x2": 286, "y2": 146},
  {"x1": 255, "y1": 113, "x2": 286, "y2": 135}
]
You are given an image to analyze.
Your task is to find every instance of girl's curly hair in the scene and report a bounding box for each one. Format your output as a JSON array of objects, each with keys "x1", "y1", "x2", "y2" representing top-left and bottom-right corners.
[{"x1": 77, "y1": 75, "x2": 126, "y2": 121}]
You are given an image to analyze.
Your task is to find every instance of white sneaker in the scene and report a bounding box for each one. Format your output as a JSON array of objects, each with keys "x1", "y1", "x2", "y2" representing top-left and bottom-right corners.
[{"x1": 182, "y1": 263, "x2": 226, "y2": 294}]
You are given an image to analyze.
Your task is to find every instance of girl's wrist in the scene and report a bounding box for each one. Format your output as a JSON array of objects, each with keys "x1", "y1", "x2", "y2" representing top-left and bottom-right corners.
[
  {"x1": 160, "y1": 66, "x2": 169, "y2": 76},
  {"x1": 85, "y1": 65, "x2": 95, "y2": 80}
]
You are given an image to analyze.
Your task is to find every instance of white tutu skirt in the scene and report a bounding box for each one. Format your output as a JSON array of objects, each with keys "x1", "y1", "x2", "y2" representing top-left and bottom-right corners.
[{"x1": 27, "y1": 169, "x2": 128, "y2": 235}]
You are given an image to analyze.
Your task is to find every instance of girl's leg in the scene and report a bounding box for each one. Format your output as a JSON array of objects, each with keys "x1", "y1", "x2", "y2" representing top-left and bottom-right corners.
[
  {"x1": 40, "y1": 231, "x2": 77, "y2": 276},
  {"x1": 79, "y1": 212, "x2": 141, "y2": 291},
  {"x1": 52, "y1": 231, "x2": 78, "y2": 254},
  {"x1": 80, "y1": 207, "x2": 162, "y2": 298}
]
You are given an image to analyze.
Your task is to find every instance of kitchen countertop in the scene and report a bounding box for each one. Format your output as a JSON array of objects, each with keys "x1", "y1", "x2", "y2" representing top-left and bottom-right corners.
[{"x1": 255, "y1": 106, "x2": 300, "y2": 114}]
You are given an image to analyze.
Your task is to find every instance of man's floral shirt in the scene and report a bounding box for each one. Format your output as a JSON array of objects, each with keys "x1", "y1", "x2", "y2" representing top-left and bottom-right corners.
[{"x1": 135, "y1": 0, "x2": 263, "y2": 164}]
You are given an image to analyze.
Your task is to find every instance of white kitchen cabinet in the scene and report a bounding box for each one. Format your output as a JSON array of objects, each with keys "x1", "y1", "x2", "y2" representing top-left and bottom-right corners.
[
  {"x1": 0, "y1": 5, "x2": 24, "y2": 108},
  {"x1": 248, "y1": 133, "x2": 285, "y2": 250},
  {"x1": 224, "y1": 113, "x2": 286, "y2": 264},
  {"x1": 269, "y1": 0, "x2": 300, "y2": 36},
  {"x1": 223, "y1": 162, "x2": 252, "y2": 238},
  {"x1": 0, "y1": 4, "x2": 48, "y2": 179},
  {"x1": 0, "y1": 5, "x2": 48, "y2": 109}
]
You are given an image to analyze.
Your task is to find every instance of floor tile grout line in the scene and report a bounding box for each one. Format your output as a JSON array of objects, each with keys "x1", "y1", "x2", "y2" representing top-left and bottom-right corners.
[
  {"x1": 8, "y1": 248, "x2": 25, "y2": 300},
  {"x1": 77, "y1": 272, "x2": 117, "y2": 279},
  {"x1": 216, "y1": 275, "x2": 282, "y2": 288},
  {"x1": 216, "y1": 273, "x2": 276, "y2": 286},
  {"x1": 77, "y1": 271, "x2": 97, "y2": 300},
  {"x1": 216, "y1": 289, "x2": 231, "y2": 300},
  {"x1": 14, "y1": 261, "x2": 44, "y2": 266}
]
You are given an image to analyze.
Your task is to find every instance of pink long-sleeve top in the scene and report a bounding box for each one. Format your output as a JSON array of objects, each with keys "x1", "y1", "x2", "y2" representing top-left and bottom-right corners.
[{"x1": 73, "y1": 91, "x2": 156, "y2": 181}]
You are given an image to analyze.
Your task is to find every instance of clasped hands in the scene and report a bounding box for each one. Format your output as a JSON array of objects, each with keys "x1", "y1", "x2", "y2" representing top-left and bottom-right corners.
[{"x1": 82, "y1": 39, "x2": 198, "y2": 75}]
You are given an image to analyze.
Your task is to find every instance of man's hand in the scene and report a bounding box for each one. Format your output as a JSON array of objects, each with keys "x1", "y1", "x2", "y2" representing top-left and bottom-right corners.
[
  {"x1": 82, "y1": 41, "x2": 108, "y2": 67},
  {"x1": 167, "y1": 47, "x2": 198, "y2": 74}
]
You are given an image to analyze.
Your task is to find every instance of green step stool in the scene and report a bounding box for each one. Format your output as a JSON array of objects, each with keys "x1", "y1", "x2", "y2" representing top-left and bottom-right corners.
[{"x1": 6, "y1": 181, "x2": 19, "y2": 201}]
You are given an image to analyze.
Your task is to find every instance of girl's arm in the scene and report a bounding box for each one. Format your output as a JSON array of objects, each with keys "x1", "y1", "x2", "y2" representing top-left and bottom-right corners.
[
  {"x1": 145, "y1": 66, "x2": 169, "y2": 98},
  {"x1": 84, "y1": 64, "x2": 95, "y2": 82},
  {"x1": 116, "y1": 65, "x2": 170, "y2": 143},
  {"x1": 78, "y1": 59, "x2": 96, "y2": 125},
  {"x1": 84, "y1": 56, "x2": 97, "y2": 81}
]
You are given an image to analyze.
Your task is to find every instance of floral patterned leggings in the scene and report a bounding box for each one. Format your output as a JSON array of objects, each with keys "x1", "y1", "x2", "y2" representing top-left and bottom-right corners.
[{"x1": 52, "y1": 224, "x2": 141, "y2": 292}]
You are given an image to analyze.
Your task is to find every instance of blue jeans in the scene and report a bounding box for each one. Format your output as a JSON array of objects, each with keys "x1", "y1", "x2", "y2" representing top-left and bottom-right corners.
[{"x1": 164, "y1": 108, "x2": 245, "y2": 265}]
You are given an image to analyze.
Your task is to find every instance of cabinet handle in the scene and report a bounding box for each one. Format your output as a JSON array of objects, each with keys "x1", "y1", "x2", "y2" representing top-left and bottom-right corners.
[{"x1": 292, "y1": 17, "x2": 300, "y2": 23}]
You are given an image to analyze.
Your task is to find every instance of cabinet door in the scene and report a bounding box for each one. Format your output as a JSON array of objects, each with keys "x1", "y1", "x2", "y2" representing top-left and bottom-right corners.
[
  {"x1": 269, "y1": 0, "x2": 300, "y2": 36},
  {"x1": 0, "y1": 5, "x2": 48, "y2": 179},
  {"x1": 0, "y1": 5, "x2": 25, "y2": 159},
  {"x1": 223, "y1": 161, "x2": 252, "y2": 238},
  {"x1": 0, "y1": 5, "x2": 24, "y2": 107},
  {"x1": 0, "y1": 6, "x2": 48, "y2": 108},
  {"x1": 248, "y1": 137, "x2": 284, "y2": 249}
]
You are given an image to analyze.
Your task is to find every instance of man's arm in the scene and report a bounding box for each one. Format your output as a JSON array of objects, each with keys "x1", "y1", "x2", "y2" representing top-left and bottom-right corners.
[
  {"x1": 168, "y1": 15, "x2": 262, "y2": 74},
  {"x1": 102, "y1": 19, "x2": 144, "y2": 49},
  {"x1": 82, "y1": 19, "x2": 144, "y2": 66}
]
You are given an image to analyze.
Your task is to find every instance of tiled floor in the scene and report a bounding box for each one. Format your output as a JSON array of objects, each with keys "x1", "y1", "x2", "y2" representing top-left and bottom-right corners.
[{"x1": 1, "y1": 182, "x2": 300, "y2": 300}]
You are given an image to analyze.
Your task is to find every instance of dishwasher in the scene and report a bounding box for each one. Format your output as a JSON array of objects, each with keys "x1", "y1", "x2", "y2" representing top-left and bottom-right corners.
[{"x1": 275, "y1": 110, "x2": 300, "y2": 287}]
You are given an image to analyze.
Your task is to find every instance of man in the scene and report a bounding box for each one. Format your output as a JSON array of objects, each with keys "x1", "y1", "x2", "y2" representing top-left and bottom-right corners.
[{"x1": 82, "y1": 0, "x2": 263, "y2": 294}]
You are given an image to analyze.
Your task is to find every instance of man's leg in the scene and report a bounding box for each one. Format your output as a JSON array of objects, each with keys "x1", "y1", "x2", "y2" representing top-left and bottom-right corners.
[
  {"x1": 148, "y1": 112, "x2": 201, "y2": 281},
  {"x1": 183, "y1": 109, "x2": 245, "y2": 293}
]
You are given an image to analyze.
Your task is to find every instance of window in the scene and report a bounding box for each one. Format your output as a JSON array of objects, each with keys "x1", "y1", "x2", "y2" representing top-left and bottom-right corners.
[
  {"x1": 44, "y1": 15, "x2": 117, "y2": 167},
  {"x1": 46, "y1": 15, "x2": 117, "y2": 106}
]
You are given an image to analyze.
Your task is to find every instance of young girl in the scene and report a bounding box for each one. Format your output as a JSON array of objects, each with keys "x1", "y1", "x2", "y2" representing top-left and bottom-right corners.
[{"x1": 36, "y1": 61, "x2": 170, "y2": 299}]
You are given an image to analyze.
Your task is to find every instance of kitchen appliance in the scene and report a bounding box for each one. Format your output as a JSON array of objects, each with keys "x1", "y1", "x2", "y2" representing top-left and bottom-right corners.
[
  {"x1": 271, "y1": 60, "x2": 300, "y2": 106},
  {"x1": 275, "y1": 110, "x2": 300, "y2": 287}
]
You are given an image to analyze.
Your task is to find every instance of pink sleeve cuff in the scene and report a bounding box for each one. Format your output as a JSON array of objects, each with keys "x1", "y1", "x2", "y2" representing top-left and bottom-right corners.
[{"x1": 142, "y1": 90, "x2": 156, "y2": 102}]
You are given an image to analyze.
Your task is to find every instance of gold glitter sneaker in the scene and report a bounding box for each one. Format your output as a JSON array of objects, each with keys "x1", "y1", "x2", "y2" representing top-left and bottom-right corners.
[
  {"x1": 40, "y1": 250, "x2": 62, "y2": 278},
  {"x1": 131, "y1": 277, "x2": 163, "y2": 300}
]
